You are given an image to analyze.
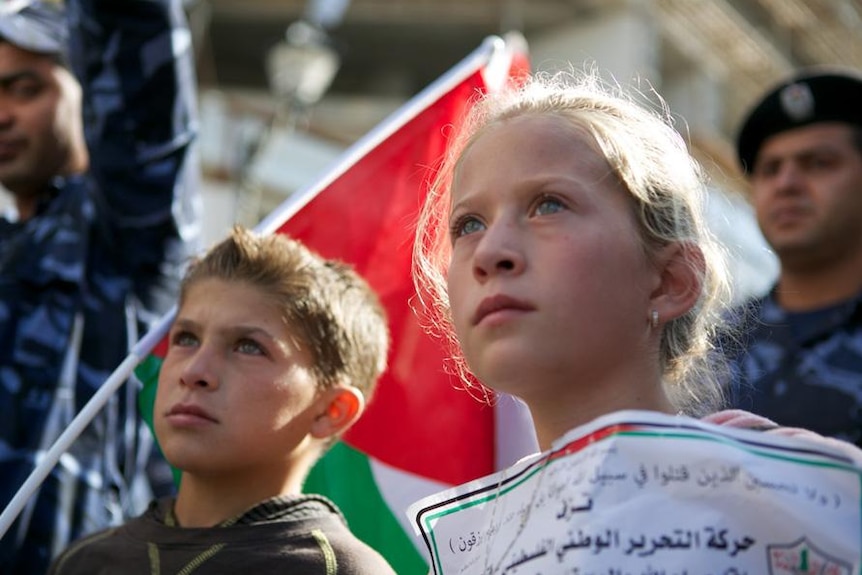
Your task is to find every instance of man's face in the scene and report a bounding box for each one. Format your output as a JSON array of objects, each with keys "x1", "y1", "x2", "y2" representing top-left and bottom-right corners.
[
  {"x1": 750, "y1": 122, "x2": 862, "y2": 272},
  {"x1": 0, "y1": 41, "x2": 81, "y2": 200}
]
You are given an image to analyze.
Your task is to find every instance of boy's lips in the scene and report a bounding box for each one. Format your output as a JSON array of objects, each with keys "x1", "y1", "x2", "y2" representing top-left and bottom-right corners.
[
  {"x1": 166, "y1": 403, "x2": 218, "y2": 423},
  {"x1": 473, "y1": 294, "x2": 534, "y2": 325}
]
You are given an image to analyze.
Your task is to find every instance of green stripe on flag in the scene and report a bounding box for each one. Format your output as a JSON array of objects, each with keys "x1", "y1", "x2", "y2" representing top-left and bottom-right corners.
[
  {"x1": 135, "y1": 354, "x2": 162, "y2": 434},
  {"x1": 135, "y1": 354, "x2": 182, "y2": 486},
  {"x1": 305, "y1": 442, "x2": 427, "y2": 575}
]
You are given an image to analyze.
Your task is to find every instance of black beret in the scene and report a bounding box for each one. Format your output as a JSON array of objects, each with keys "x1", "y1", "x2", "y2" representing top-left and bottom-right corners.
[{"x1": 736, "y1": 68, "x2": 862, "y2": 174}]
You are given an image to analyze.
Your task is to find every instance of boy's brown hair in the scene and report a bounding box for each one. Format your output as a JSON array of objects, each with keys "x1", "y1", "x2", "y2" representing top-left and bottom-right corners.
[{"x1": 180, "y1": 226, "x2": 389, "y2": 400}]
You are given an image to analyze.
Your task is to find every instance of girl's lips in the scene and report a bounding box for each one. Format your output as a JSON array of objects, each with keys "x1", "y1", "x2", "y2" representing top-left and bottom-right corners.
[{"x1": 473, "y1": 294, "x2": 534, "y2": 325}]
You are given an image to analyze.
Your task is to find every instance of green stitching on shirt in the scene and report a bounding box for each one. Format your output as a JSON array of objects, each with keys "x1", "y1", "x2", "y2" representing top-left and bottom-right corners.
[
  {"x1": 177, "y1": 544, "x2": 225, "y2": 575},
  {"x1": 147, "y1": 543, "x2": 160, "y2": 575},
  {"x1": 52, "y1": 529, "x2": 115, "y2": 574},
  {"x1": 311, "y1": 528, "x2": 338, "y2": 575}
]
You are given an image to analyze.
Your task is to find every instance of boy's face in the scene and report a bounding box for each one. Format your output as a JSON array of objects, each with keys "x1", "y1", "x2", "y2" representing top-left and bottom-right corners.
[{"x1": 154, "y1": 278, "x2": 326, "y2": 483}]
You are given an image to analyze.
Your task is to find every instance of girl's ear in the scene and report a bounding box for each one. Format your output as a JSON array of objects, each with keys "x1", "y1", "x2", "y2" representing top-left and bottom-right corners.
[
  {"x1": 310, "y1": 386, "x2": 365, "y2": 440},
  {"x1": 649, "y1": 242, "x2": 704, "y2": 325}
]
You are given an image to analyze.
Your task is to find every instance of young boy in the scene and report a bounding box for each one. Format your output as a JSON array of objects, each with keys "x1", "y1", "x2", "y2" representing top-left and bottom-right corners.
[{"x1": 47, "y1": 227, "x2": 396, "y2": 574}]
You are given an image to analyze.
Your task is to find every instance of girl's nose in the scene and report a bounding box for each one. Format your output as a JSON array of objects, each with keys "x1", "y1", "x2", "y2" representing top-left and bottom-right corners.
[{"x1": 472, "y1": 220, "x2": 525, "y2": 280}]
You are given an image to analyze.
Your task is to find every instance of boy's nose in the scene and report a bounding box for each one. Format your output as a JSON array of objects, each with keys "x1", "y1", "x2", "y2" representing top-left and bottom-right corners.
[{"x1": 179, "y1": 347, "x2": 220, "y2": 390}]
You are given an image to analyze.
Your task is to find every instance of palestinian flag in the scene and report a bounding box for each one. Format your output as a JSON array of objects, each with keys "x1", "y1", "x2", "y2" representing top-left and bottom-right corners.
[{"x1": 137, "y1": 33, "x2": 531, "y2": 574}]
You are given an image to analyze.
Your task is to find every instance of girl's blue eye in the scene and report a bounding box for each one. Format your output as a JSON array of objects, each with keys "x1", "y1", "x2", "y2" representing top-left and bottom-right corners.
[
  {"x1": 451, "y1": 215, "x2": 485, "y2": 238},
  {"x1": 535, "y1": 196, "x2": 565, "y2": 216}
]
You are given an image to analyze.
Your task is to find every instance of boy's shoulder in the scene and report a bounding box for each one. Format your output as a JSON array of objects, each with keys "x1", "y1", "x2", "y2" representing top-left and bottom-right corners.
[
  {"x1": 294, "y1": 495, "x2": 398, "y2": 574},
  {"x1": 241, "y1": 494, "x2": 398, "y2": 574},
  {"x1": 49, "y1": 495, "x2": 396, "y2": 574}
]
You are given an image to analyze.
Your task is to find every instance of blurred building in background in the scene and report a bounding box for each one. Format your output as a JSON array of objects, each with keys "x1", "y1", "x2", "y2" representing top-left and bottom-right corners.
[{"x1": 188, "y1": 0, "x2": 862, "y2": 301}]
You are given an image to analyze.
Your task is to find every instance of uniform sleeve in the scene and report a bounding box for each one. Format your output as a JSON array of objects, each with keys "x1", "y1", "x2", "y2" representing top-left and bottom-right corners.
[{"x1": 66, "y1": 0, "x2": 201, "y2": 308}]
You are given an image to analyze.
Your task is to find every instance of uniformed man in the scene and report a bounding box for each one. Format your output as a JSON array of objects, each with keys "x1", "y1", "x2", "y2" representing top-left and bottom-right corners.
[{"x1": 727, "y1": 69, "x2": 862, "y2": 447}]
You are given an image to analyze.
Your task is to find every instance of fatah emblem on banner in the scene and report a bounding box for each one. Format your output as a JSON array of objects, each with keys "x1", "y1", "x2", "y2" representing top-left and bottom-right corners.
[
  {"x1": 767, "y1": 537, "x2": 851, "y2": 575},
  {"x1": 779, "y1": 82, "x2": 815, "y2": 122}
]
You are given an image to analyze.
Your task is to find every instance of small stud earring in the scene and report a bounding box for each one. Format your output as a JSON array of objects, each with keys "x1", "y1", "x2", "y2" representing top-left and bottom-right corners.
[{"x1": 650, "y1": 310, "x2": 659, "y2": 329}]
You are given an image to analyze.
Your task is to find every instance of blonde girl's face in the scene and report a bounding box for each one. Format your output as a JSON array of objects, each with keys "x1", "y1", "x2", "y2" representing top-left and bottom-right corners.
[
  {"x1": 154, "y1": 278, "x2": 325, "y2": 482},
  {"x1": 445, "y1": 115, "x2": 661, "y2": 403}
]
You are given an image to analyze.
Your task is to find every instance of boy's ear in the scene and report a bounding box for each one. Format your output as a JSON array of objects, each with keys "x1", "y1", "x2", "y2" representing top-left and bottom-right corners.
[
  {"x1": 310, "y1": 386, "x2": 365, "y2": 440},
  {"x1": 649, "y1": 242, "x2": 704, "y2": 323}
]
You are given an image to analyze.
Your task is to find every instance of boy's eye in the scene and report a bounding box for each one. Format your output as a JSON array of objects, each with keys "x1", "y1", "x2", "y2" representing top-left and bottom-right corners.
[
  {"x1": 534, "y1": 196, "x2": 565, "y2": 216},
  {"x1": 171, "y1": 330, "x2": 198, "y2": 348},
  {"x1": 235, "y1": 338, "x2": 265, "y2": 355},
  {"x1": 450, "y1": 215, "x2": 485, "y2": 239}
]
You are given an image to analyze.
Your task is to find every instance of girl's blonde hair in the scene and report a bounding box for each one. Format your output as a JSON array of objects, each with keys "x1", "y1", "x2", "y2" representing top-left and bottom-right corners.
[{"x1": 413, "y1": 70, "x2": 732, "y2": 414}]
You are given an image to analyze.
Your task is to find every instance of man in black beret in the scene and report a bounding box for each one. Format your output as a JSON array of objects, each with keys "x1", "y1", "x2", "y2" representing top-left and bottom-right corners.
[{"x1": 725, "y1": 67, "x2": 862, "y2": 447}]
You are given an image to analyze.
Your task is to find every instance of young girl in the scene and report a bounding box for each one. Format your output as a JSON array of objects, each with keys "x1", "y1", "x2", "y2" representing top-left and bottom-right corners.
[
  {"x1": 410, "y1": 71, "x2": 861, "y2": 573},
  {"x1": 413, "y1": 69, "x2": 861, "y2": 453}
]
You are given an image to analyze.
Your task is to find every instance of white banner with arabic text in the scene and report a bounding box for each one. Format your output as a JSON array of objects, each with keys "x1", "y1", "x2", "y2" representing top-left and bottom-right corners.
[{"x1": 408, "y1": 410, "x2": 861, "y2": 575}]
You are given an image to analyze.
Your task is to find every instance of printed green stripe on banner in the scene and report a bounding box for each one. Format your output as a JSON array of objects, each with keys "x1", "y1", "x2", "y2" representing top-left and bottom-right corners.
[{"x1": 304, "y1": 442, "x2": 427, "y2": 575}]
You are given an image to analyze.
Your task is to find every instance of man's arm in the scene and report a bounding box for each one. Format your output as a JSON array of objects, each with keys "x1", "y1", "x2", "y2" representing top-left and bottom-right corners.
[{"x1": 66, "y1": 0, "x2": 201, "y2": 309}]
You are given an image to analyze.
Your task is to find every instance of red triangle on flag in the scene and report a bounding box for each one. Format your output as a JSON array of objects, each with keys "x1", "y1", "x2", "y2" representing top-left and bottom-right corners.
[{"x1": 268, "y1": 34, "x2": 529, "y2": 485}]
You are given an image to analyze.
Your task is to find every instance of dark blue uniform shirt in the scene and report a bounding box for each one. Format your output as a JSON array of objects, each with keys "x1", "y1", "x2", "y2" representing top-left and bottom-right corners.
[{"x1": 726, "y1": 289, "x2": 862, "y2": 447}]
